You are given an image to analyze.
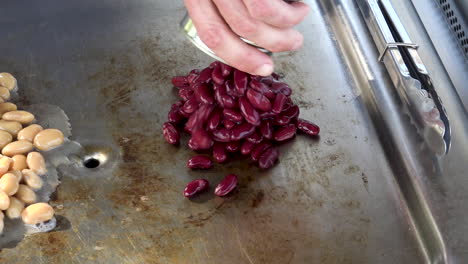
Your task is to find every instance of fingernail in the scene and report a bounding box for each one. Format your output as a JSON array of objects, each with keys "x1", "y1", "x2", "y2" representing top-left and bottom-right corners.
[{"x1": 256, "y1": 64, "x2": 274, "y2": 76}]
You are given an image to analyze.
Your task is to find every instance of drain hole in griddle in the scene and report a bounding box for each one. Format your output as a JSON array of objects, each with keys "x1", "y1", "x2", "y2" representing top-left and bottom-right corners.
[{"x1": 83, "y1": 158, "x2": 100, "y2": 169}]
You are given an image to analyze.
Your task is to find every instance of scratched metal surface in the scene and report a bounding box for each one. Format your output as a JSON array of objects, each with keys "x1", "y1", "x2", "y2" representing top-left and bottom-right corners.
[{"x1": 2, "y1": 0, "x2": 466, "y2": 263}]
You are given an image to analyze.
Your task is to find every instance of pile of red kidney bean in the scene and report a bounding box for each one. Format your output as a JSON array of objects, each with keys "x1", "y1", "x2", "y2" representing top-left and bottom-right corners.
[{"x1": 163, "y1": 62, "x2": 320, "y2": 198}]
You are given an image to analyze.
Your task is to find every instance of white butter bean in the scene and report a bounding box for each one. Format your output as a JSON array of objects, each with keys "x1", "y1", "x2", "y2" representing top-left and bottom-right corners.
[
  {"x1": 0, "y1": 190, "x2": 10, "y2": 210},
  {"x1": 15, "y1": 184, "x2": 36, "y2": 204},
  {"x1": 11, "y1": 154, "x2": 27, "y2": 171},
  {"x1": 34, "y1": 129, "x2": 64, "y2": 151},
  {"x1": 26, "y1": 152, "x2": 46, "y2": 175},
  {"x1": 21, "y1": 203, "x2": 54, "y2": 225},
  {"x1": 3, "y1": 110, "x2": 35, "y2": 124},
  {"x1": 8, "y1": 170, "x2": 22, "y2": 182},
  {"x1": 0, "y1": 155, "x2": 12, "y2": 175},
  {"x1": 17, "y1": 124, "x2": 43, "y2": 142},
  {"x1": 0, "y1": 87, "x2": 10, "y2": 102},
  {"x1": 6, "y1": 197, "x2": 24, "y2": 219},
  {"x1": 0, "y1": 120, "x2": 22, "y2": 136},
  {"x1": 0, "y1": 172, "x2": 19, "y2": 195},
  {"x1": 0, "y1": 72, "x2": 17, "y2": 91},
  {"x1": 0, "y1": 130, "x2": 12, "y2": 149},
  {"x1": 2, "y1": 140, "x2": 33, "y2": 156},
  {"x1": 0, "y1": 102, "x2": 17, "y2": 115},
  {"x1": 22, "y1": 169, "x2": 43, "y2": 190}
]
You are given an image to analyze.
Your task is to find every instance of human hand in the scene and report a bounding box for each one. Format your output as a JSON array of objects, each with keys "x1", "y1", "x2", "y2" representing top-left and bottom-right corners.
[{"x1": 184, "y1": 0, "x2": 310, "y2": 76}]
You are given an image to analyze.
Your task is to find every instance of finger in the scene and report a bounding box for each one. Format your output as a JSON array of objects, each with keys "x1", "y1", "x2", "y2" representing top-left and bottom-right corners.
[
  {"x1": 213, "y1": 0, "x2": 303, "y2": 52},
  {"x1": 243, "y1": 0, "x2": 310, "y2": 28},
  {"x1": 184, "y1": 0, "x2": 274, "y2": 76}
]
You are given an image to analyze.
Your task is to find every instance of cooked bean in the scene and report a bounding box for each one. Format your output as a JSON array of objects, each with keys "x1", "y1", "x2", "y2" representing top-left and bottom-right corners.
[
  {"x1": 21, "y1": 203, "x2": 54, "y2": 225},
  {"x1": 233, "y1": 70, "x2": 248, "y2": 96},
  {"x1": 297, "y1": 119, "x2": 320, "y2": 136},
  {"x1": 240, "y1": 140, "x2": 255, "y2": 155},
  {"x1": 187, "y1": 69, "x2": 200, "y2": 84},
  {"x1": 168, "y1": 107, "x2": 185, "y2": 124},
  {"x1": 0, "y1": 120, "x2": 22, "y2": 136},
  {"x1": 187, "y1": 155, "x2": 213, "y2": 169},
  {"x1": 2, "y1": 140, "x2": 34, "y2": 156},
  {"x1": 0, "y1": 172, "x2": 19, "y2": 195},
  {"x1": 271, "y1": 81, "x2": 292, "y2": 96},
  {"x1": 11, "y1": 154, "x2": 27, "y2": 171},
  {"x1": 0, "y1": 87, "x2": 10, "y2": 102},
  {"x1": 260, "y1": 121, "x2": 273, "y2": 140},
  {"x1": 8, "y1": 170, "x2": 22, "y2": 182},
  {"x1": 274, "y1": 114, "x2": 292, "y2": 126},
  {"x1": 246, "y1": 132, "x2": 263, "y2": 144},
  {"x1": 0, "y1": 72, "x2": 17, "y2": 91},
  {"x1": 184, "y1": 104, "x2": 214, "y2": 133},
  {"x1": 220, "y1": 63, "x2": 232, "y2": 77},
  {"x1": 214, "y1": 174, "x2": 238, "y2": 197},
  {"x1": 184, "y1": 179, "x2": 209, "y2": 197},
  {"x1": 231, "y1": 123, "x2": 255, "y2": 141},
  {"x1": 0, "y1": 155, "x2": 12, "y2": 175},
  {"x1": 251, "y1": 142, "x2": 272, "y2": 162},
  {"x1": 212, "y1": 128, "x2": 232, "y2": 142},
  {"x1": 223, "y1": 119, "x2": 236, "y2": 130},
  {"x1": 284, "y1": 105, "x2": 300, "y2": 120},
  {"x1": 239, "y1": 97, "x2": 260, "y2": 126},
  {"x1": 22, "y1": 169, "x2": 43, "y2": 190},
  {"x1": 2, "y1": 110, "x2": 35, "y2": 124},
  {"x1": 224, "y1": 79, "x2": 236, "y2": 97},
  {"x1": 0, "y1": 130, "x2": 12, "y2": 150},
  {"x1": 0, "y1": 191, "x2": 10, "y2": 210},
  {"x1": 221, "y1": 94, "x2": 237, "y2": 108},
  {"x1": 274, "y1": 124, "x2": 297, "y2": 142},
  {"x1": 207, "y1": 109, "x2": 222, "y2": 131},
  {"x1": 225, "y1": 141, "x2": 240, "y2": 153},
  {"x1": 15, "y1": 184, "x2": 36, "y2": 204},
  {"x1": 171, "y1": 76, "x2": 189, "y2": 88},
  {"x1": 212, "y1": 63, "x2": 225, "y2": 85},
  {"x1": 0, "y1": 102, "x2": 17, "y2": 116},
  {"x1": 27, "y1": 152, "x2": 47, "y2": 175},
  {"x1": 182, "y1": 96, "x2": 199, "y2": 114},
  {"x1": 212, "y1": 143, "x2": 227, "y2": 163},
  {"x1": 193, "y1": 83, "x2": 214, "y2": 104},
  {"x1": 246, "y1": 89, "x2": 271, "y2": 112},
  {"x1": 33, "y1": 129, "x2": 65, "y2": 151},
  {"x1": 258, "y1": 147, "x2": 279, "y2": 169},
  {"x1": 272, "y1": 93, "x2": 287, "y2": 114},
  {"x1": 223, "y1": 109, "x2": 243, "y2": 123},
  {"x1": 18, "y1": 124, "x2": 43, "y2": 142},
  {"x1": 6, "y1": 197, "x2": 24, "y2": 219},
  {"x1": 188, "y1": 129, "x2": 213, "y2": 150},
  {"x1": 193, "y1": 67, "x2": 212, "y2": 85},
  {"x1": 162, "y1": 122, "x2": 180, "y2": 145},
  {"x1": 178, "y1": 88, "x2": 194, "y2": 101}
]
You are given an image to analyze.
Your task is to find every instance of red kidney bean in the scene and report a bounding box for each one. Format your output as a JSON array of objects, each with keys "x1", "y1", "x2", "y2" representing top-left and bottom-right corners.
[
  {"x1": 297, "y1": 119, "x2": 320, "y2": 136},
  {"x1": 184, "y1": 179, "x2": 209, "y2": 197},
  {"x1": 207, "y1": 109, "x2": 222, "y2": 131},
  {"x1": 246, "y1": 89, "x2": 271, "y2": 112},
  {"x1": 260, "y1": 121, "x2": 273, "y2": 140},
  {"x1": 172, "y1": 100, "x2": 184, "y2": 109},
  {"x1": 260, "y1": 76, "x2": 274, "y2": 86},
  {"x1": 210, "y1": 61, "x2": 219, "y2": 68},
  {"x1": 239, "y1": 97, "x2": 260, "y2": 126},
  {"x1": 213, "y1": 143, "x2": 228, "y2": 163},
  {"x1": 172, "y1": 76, "x2": 189, "y2": 88},
  {"x1": 187, "y1": 71, "x2": 199, "y2": 84},
  {"x1": 214, "y1": 174, "x2": 238, "y2": 196},
  {"x1": 225, "y1": 79, "x2": 236, "y2": 97},
  {"x1": 274, "y1": 124, "x2": 297, "y2": 142},
  {"x1": 240, "y1": 140, "x2": 255, "y2": 155},
  {"x1": 168, "y1": 108, "x2": 185, "y2": 124},
  {"x1": 224, "y1": 119, "x2": 236, "y2": 130},
  {"x1": 212, "y1": 64, "x2": 225, "y2": 85},
  {"x1": 163, "y1": 122, "x2": 180, "y2": 145},
  {"x1": 271, "y1": 82, "x2": 292, "y2": 96},
  {"x1": 231, "y1": 123, "x2": 255, "y2": 141},
  {"x1": 193, "y1": 67, "x2": 212, "y2": 84},
  {"x1": 193, "y1": 83, "x2": 214, "y2": 105},
  {"x1": 220, "y1": 63, "x2": 232, "y2": 77},
  {"x1": 274, "y1": 114, "x2": 291, "y2": 126},
  {"x1": 284, "y1": 105, "x2": 299, "y2": 120},
  {"x1": 271, "y1": 72, "x2": 281, "y2": 80},
  {"x1": 185, "y1": 104, "x2": 214, "y2": 133},
  {"x1": 225, "y1": 141, "x2": 240, "y2": 152},
  {"x1": 212, "y1": 128, "x2": 232, "y2": 142},
  {"x1": 214, "y1": 86, "x2": 226, "y2": 107},
  {"x1": 223, "y1": 109, "x2": 243, "y2": 123},
  {"x1": 234, "y1": 70, "x2": 248, "y2": 96},
  {"x1": 221, "y1": 95, "x2": 237, "y2": 108},
  {"x1": 251, "y1": 142, "x2": 272, "y2": 162},
  {"x1": 178, "y1": 88, "x2": 194, "y2": 101},
  {"x1": 258, "y1": 147, "x2": 279, "y2": 169},
  {"x1": 189, "y1": 129, "x2": 213, "y2": 150},
  {"x1": 272, "y1": 93, "x2": 287, "y2": 114},
  {"x1": 250, "y1": 79, "x2": 275, "y2": 99},
  {"x1": 182, "y1": 97, "x2": 199, "y2": 114},
  {"x1": 187, "y1": 155, "x2": 214, "y2": 169},
  {"x1": 246, "y1": 132, "x2": 263, "y2": 144},
  {"x1": 259, "y1": 111, "x2": 277, "y2": 119}
]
